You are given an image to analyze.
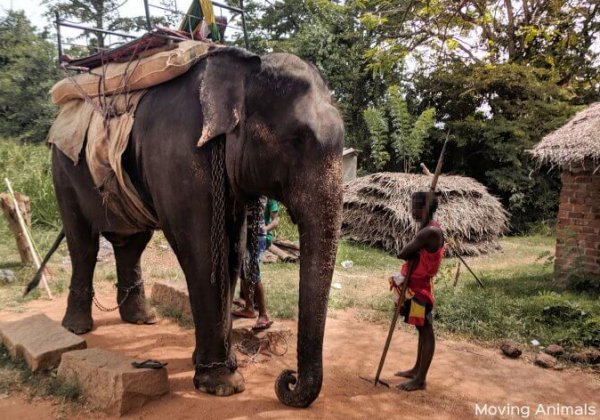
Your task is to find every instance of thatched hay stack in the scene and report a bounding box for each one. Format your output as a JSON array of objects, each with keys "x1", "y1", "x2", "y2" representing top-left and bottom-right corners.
[
  {"x1": 342, "y1": 173, "x2": 509, "y2": 256},
  {"x1": 530, "y1": 102, "x2": 600, "y2": 172}
]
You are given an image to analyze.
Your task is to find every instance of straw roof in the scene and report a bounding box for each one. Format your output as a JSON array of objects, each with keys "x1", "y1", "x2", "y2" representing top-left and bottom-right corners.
[
  {"x1": 530, "y1": 103, "x2": 600, "y2": 171},
  {"x1": 342, "y1": 173, "x2": 509, "y2": 257}
]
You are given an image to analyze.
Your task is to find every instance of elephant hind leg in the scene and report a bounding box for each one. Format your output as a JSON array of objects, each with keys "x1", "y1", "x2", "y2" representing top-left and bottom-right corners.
[
  {"x1": 62, "y1": 216, "x2": 99, "y2": 335},
  {"x1": 105, "y1": 231, "x2": 157, "y2": 325}
]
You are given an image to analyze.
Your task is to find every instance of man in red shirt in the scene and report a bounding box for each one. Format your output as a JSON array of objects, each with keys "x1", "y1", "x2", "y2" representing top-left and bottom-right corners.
[{"x1": 390, "y1": 191, "x2": 445, "y2": 391}]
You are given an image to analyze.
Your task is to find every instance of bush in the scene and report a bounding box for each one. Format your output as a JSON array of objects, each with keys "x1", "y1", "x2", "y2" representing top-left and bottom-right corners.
[
  {"x1": 0, "y1": 138, "x2": 58, "y2": 227},
  {"x1": 581, "y1": 317, "x2": 600, "y2": 348},
  {"x1": 565, "y1": 271, "x2": 600, "y2": 297}
]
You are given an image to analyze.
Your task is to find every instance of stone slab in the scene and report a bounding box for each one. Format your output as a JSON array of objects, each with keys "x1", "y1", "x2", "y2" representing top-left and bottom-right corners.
[
  {"x1": 151, "y1": 281, "x2": 192, "y2": 321},
  {"x1": 57, "y1": 348, "x2": 169, "y2": 415},
  {"x1": 0, "y1": 313, "x2": 86, "y2": 372}
]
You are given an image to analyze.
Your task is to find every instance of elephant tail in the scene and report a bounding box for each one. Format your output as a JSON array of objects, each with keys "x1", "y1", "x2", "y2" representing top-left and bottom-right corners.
[{"x1": 24, "y1": 228, "x2": 66, "y2": 296}]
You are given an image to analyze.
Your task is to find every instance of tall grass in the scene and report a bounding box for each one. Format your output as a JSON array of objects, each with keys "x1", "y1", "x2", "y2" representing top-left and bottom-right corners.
[{"x1": 0, "y1": 138, "x2": 58, "y2": 227}]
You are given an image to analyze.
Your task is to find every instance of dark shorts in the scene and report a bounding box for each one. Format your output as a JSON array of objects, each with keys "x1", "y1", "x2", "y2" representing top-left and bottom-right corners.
[
  {"x1": 401, "y1": 297, "x2": 433, "y2": 327},
  {"x1": 245, "y1": 235, "x2": 267, "y2": 284}
]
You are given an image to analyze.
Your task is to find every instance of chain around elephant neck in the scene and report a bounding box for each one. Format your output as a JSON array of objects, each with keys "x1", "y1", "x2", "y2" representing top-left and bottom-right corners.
[
  {"x1": 210, "y1": 139, "x2": 226, "y2": 287},
  {"x1": 209, "y1": 138, "x2": 230, "y2": 359}
]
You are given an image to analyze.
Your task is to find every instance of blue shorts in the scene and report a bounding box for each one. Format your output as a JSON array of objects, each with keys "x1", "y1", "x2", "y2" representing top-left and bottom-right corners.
[{"x1": 246, "y1": 235, "x2": 267, "y2": 283}]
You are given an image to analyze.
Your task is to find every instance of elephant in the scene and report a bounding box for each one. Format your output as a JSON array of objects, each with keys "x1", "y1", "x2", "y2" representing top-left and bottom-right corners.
[{"x1": 30, "y1": 46, "x2": 344, "y2": 407}]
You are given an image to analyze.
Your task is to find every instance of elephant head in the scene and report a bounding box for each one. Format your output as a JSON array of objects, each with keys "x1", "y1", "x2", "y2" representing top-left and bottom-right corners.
[{"x1": 197, "y1": 47, "x2": 344, "y2": 407}]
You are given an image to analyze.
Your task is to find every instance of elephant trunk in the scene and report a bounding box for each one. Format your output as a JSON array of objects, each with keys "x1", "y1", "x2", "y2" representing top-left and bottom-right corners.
[{"x1": 275, "y1": 160, "x2": 342, "y2": 408}]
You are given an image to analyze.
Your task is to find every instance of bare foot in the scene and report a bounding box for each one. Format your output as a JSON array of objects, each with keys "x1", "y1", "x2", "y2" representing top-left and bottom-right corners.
[
  {"x1": 394, "y1": 369, "x2": 418, "y2": 378},
  {"x1": 397, "y1": 379, "x2": 426, "y2": 391}
]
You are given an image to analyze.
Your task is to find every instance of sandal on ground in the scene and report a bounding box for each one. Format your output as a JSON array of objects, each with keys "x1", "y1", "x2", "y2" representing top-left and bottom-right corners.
[
  {"x1": 131, "y1": 359, "x2": 168, "y2": 369},
  {"x1": 232, "y1": 309, "x2": 257, "y2": 319},
  {"x1": 252, "y1": 318, "x2": 273, "y2": 331}
]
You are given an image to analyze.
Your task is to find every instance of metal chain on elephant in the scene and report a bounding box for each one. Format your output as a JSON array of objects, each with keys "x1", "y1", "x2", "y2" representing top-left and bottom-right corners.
[
  {"x1": 245, "y1": 199, "x2": 262, "y2": 304},
  {"x1": 69, "y1": 281, "x2": 142, "y2": 312},
  {"x1": 208, "y1": 138, "x2": 232, "y2": 363}
]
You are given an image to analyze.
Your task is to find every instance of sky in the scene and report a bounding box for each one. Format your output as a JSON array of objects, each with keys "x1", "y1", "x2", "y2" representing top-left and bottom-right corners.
[{"x1": 0, "y1": 0, "x2": 148, "y2": 30}]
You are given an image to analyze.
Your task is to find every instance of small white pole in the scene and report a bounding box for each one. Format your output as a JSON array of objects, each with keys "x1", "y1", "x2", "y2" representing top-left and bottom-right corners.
[{"x1": 4, "y1": 178, "x2": 53, "y2": 299}]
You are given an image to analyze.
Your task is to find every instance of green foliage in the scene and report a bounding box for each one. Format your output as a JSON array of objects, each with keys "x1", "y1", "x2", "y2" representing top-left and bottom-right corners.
[
  {"x1": 410, "y1": 62, "x2": 574, "y2": 230},
  {"x1": 363, "y1": 107, "x2": 389, "y2": 170},
  {"x1": 0, "y1": 345, "x2": 82, "y2": 403},
  {"x1": 363, "y1": 86, "x2": 436, "y2": 171},
  {"x1": 388, "y1": 85, "x2": 411, "y2": 158},
  {"x1": 581, "y1": 317, "x2": 600, "y2": 348},
  {"x1": 0, "y1": 138, "x2": 58, "y2": 227},
  {"x1": 565, "y1": 271, "x2": 600, "y2": 297},
  {"x1": 274, "y1": 205, "x2": 299, "y2": 242},
  {"x1": 0, "y1": 11, "x2": 60, "y2": 143}
]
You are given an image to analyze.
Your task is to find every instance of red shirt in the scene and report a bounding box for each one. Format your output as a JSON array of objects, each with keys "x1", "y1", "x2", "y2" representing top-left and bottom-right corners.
[{"x1": 400, "y1": 221, "x2": 445, "y2": 305}]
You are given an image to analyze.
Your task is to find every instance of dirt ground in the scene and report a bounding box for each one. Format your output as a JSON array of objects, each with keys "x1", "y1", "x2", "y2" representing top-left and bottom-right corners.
[{"x1": 1, "y1": 287, "x2": 599, "y2": 420}]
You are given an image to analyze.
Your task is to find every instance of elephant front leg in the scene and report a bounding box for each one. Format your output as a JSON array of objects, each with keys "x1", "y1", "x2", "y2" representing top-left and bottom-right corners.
[
  {"x1": 187, "y1": 278, "x2": 245, "y2": 396},
  {"x1": 108, "y1": 231, "x2": 157, "y2": 325}
]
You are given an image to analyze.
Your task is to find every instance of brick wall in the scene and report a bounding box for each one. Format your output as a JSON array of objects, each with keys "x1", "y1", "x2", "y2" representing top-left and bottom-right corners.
[{"x1": 555, "y1": 160, "x2": 600, "y2": 281}]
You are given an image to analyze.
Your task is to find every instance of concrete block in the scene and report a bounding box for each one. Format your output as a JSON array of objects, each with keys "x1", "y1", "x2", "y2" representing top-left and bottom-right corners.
[
  {"x1": 58, "y1": 348, "x2": 169, "y2": 415},
  {"x1": 0, "y1": 313, "x2": 86, "y2": 372}
]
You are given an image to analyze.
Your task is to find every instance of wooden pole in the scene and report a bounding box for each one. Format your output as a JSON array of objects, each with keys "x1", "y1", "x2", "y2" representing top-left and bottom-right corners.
[
  {"x1": 454, "y1": 253, "x2": 485, "y2": 288},
  {"x1": 0, "y1": 192, "x2": 34, "y2": 264},
  {"x1": 453, "y1": 261, "x2": 461, "y2": 287},
  {"x1": 4, "y1": 179, "x2": 53, "y2": 299},
  {"x1": 420, "y1": 162, "x2": 432, "y2": 176}
]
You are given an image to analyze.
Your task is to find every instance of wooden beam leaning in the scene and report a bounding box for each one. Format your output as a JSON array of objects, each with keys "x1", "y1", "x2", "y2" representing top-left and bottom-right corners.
[{"x1": 4, "y1": 179, "x2": 53, "y2": 299}]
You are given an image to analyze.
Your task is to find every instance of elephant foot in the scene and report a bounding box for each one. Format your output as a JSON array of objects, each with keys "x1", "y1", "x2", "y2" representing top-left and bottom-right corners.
[
  {"x1": 62, "y1": 310, "x2": 93, "y2": 335},
  {"x1": 119, "y1": 293, "x2": 157, "y2": 325},
  {"x1": 193, "y1": 365, "x2": 245, "y2": 396}
]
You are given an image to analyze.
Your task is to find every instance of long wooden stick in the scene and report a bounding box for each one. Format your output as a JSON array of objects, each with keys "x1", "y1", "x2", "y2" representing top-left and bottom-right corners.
[
  {"x1": 373, "y1": 133, "x2": 450, "y2": 386},
  {"x1": 453, "y1": 261, "x2": 461, "y2": 287},
  {"x1": 453, "y1": 253, "x2": 484, "y2": 288},
  {"x1": 4, "y1": 179, "x2": 53, "y2": 299}
]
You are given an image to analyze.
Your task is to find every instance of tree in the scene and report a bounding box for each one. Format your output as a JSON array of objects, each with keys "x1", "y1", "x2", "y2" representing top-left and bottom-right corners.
[
  {"x1": 363, "y1": 106, "x2": 389, "y2": 170},
  {"x1": 43, "y1": 0, "x2": 170, "y2": 53},
  {"x1": 0, "y1": 11, "x2": 60, "y2": 142},
  {"x1": 362, "y1": 0, "x2": 600, "y2": 99},
  {"x1": 364, "y1": 86, "x2": 436, "y2": 172},
  {"x1": 409, "y1": 61, "x2": 574, "y2": 230}
]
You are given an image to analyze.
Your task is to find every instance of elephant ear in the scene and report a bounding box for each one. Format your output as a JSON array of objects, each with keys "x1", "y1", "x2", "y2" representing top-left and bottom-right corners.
[{"x1": 197, "y1": 47, "x2": 261, "y2": 147}]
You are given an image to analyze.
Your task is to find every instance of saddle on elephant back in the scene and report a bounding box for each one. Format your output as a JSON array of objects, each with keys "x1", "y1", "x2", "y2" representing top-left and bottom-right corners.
[{"x1": 47, "y1": 32, "x2": 220, "y2": 230}]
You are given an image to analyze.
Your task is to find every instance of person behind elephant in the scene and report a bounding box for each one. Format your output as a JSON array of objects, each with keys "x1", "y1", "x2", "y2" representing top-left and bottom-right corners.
[
  {"x1": 390, "y1": 191, "x2": 444, "y2": 391},
  {"x1": 233, "y1": 197, "x2": 279, "y2": 330}
]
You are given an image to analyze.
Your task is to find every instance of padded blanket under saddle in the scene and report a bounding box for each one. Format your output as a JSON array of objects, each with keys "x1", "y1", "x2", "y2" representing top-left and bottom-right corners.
[
  {"x1": 50, "y1": 40, "x2": 211, "y2": 105},
  {"x1": 47, "y1": 91, "x2": 158, "y2": 229},
  {"x1": 46, "y1": 40, "x2": 218, "y2": 229}
]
